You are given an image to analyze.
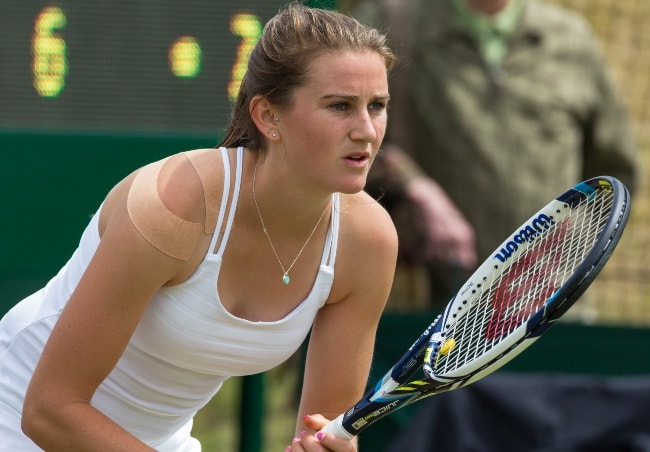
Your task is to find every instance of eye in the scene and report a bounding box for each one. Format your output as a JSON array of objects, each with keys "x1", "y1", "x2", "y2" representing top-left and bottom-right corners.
[
  {"x1": 368, "y1": 101, "x2": 387, "y2": 112},
  {"x1": 329, "y1": 102, "x2": 349, "y2": 112}
]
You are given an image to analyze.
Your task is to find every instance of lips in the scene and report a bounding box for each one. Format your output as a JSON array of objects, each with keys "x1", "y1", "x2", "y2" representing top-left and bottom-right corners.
[{"x1": 344, "y1": 152, "x2": 370, "y2": 163}]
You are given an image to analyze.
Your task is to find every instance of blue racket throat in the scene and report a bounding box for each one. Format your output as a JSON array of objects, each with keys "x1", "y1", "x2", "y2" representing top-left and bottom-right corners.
[{"x1": 321, "y1": 176, "x2": 631, "y2": 440}]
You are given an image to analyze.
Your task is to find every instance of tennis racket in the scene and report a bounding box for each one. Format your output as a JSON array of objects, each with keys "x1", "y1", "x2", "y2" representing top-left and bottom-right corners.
[{"x1": 322, "y1": 175, "x2": 631, "y2": 439}]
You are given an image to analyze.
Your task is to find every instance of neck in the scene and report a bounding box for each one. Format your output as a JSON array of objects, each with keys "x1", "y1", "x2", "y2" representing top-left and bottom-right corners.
[
  {"x1": 463, "y1": 0, "x2": 510, "y2": 15},
  {"x1": 251, "y1": 156, "x2": 332, "y2": 285},
  {"x1": 249, "y1": 154, "x2": 332, "y2": 235}
]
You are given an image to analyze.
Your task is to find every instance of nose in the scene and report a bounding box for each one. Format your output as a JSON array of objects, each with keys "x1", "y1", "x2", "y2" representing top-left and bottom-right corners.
[{"x1": 350, "y1": 109, "x2": 378, "y2": 143}]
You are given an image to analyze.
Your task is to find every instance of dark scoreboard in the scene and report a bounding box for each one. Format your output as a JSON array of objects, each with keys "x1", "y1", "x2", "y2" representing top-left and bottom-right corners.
[{"x1": 0, "y1": 1, "x2": 331, "y2": 135}]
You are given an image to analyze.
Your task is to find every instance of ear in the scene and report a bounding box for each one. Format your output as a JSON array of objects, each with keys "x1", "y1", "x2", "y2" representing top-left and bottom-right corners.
[{"x1": 250, "y1": 95, "x2": 280, "y2": 141}]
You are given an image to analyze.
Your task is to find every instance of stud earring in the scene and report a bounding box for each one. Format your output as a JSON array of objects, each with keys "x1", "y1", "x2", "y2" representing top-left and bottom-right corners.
[{"x1": 271, "y1": 132, "x2": 277, "y2": 138}]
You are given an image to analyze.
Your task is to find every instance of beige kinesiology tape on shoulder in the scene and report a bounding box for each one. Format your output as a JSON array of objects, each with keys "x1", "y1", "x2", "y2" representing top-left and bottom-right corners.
[{"x1": 126, "y1": 156, "x2": 204, "y2": 261}]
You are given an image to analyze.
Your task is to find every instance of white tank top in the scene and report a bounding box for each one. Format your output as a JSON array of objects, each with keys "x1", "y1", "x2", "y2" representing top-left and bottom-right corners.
[{"x1": 0, "y1": 147, "x2": 340, "y2": 451}]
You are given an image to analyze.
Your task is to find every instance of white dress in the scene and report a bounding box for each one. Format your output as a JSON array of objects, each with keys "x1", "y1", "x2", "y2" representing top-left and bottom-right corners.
[{"x1": 0, "y1": 147, "x2": 340, "y2": 451}]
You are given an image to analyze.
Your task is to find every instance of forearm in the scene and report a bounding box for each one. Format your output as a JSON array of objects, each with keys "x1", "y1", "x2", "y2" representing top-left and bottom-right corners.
[
  {"x1": 22, "y1": 401, "x2": 154, "y2": 451},
  {"x1": 372, "y1": 143, "x2": 426, "y2": 190}
]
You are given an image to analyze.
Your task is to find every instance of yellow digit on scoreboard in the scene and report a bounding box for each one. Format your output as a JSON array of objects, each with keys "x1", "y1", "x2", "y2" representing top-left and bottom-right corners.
[
  {"x1": 32, "y1": 6, "x2": 68, "y2": 98},
  {"x1": 228, "y1": 14, "x2": 262, "y2": 103},
  {"x1": 169, "y1": 36, "x2": 202, "y2": 78}
]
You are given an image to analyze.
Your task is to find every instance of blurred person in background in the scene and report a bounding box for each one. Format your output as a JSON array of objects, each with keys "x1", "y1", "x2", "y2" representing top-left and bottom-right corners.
[{"x1": 350, "y1": 0, "x2": 640, "y2": 312}]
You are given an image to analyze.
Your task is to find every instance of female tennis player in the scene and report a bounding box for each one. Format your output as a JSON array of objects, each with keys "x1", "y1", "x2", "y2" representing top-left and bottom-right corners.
[{"x1": 0, "y1": 4, "x2": 397, "y2": 451}]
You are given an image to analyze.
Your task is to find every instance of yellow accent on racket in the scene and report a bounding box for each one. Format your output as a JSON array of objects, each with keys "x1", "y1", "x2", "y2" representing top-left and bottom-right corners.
[
  {"x1": 439, "y1": 338, "x2": 456, "y2": 356},
  {"x1": 424, "y1": 345, "x2": 435, "y2": 364}
]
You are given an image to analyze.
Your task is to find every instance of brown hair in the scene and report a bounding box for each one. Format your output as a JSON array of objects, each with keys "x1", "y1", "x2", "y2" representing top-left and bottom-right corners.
[{"x1": 218, "y1": 2, "x2": 395, "y2": 152}]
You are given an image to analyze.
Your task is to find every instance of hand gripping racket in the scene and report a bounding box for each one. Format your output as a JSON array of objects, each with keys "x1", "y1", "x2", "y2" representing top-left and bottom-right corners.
[{"x1": 322, "y1": 176, "x2": 631, "y2": 439}]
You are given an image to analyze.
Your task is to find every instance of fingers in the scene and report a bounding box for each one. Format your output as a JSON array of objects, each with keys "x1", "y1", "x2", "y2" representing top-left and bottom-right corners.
[
  {"x1": 402, "y1": 175, "x2": 478, "y2": 269},
  {"x1": 424, "y1": 231, "x2": 477, "y2": 270},
  {"x1": 285, "y1": 432, "x2": 356, "y2": 452},
  {"x1": 431, "y1": 238, "x2": 477, "y2": 270},
  {"x1": 285, "y1": 415, "x2": 357, "y2": 452},
  {"x1": 284, "y1": 430, "x2": 327, "y2": 452}
]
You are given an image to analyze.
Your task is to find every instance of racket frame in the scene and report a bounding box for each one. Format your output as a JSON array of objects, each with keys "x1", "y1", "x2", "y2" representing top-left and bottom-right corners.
[{"x1": 322, "y1": 176, "x2": 630, "y2": 439}]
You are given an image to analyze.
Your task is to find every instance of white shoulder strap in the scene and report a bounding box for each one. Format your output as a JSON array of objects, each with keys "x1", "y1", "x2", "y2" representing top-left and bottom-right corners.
[{"x1": 211, "y1": 147, "x2": 244, "y2": 256}]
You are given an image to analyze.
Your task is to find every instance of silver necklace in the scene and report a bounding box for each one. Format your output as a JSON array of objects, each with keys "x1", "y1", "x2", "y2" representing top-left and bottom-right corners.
[{"x1": 252, "y1": 160, "x2": 329, "y2": 285}]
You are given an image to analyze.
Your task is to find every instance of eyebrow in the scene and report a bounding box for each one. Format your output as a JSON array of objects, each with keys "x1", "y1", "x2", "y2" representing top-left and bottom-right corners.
[{"x1": 320, "y1": 93, "x2": 391, "y2": 101}]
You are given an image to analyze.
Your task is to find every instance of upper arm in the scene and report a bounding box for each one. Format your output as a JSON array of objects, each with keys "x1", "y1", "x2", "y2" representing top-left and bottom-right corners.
[
  {"x1": 25, "y1": 154, "x2": 210, "y2": 414},
  {"x1": 297, "y1": 194, "x2": 398, "y2": 424}
]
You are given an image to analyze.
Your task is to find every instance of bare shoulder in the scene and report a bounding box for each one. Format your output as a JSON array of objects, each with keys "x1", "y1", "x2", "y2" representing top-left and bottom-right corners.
[
  {"x1": 338, "y1": 190, "x2": 398, "y2": 253},
  {"x1": 101, "y1": 148, "x2": 224, "y2": 262},
  {"x1": 329, "y1": 191, "x2": 398, "y2": 304},
  {"x1": 152, "y1": 148, "x2": 224, "y2": 226}
]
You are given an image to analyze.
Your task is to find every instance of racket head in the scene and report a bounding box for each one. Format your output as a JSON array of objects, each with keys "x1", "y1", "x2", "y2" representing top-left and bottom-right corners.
[
  {"x1": 422, "y1": 176, "x2": 630, "y2": 387},
  {"x1": 322, "y1": 176, "x2": 630, "y2": 440}
]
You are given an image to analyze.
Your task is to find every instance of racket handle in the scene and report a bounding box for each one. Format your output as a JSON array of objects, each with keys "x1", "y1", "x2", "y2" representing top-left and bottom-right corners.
[{"x1": 320, "y1": 414, "x2": 355, "y2": 440}]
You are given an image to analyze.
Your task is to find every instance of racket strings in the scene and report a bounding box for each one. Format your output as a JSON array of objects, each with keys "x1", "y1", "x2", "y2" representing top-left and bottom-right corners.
[{"x1": 431, "y1": 189, "x2": 615, "y2": 375}]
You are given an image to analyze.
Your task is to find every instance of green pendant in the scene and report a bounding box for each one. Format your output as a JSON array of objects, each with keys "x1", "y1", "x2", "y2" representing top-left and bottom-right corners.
[{"x1": 282, "y1": 274, "x2": 290, "y2": 285}]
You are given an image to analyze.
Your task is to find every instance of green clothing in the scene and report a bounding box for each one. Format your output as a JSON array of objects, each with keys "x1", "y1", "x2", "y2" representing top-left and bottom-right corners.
[
  {"x1": 361, "y1": 0, "x2": 639, "y2": 263},
  {"x1": 450, "y1": 0, "x2": 525, "y2": 67}
]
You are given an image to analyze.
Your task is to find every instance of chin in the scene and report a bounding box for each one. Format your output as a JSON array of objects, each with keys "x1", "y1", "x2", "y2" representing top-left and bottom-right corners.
[{"x1": 337, "y1": 180, "x2": 368, "y2": 195}]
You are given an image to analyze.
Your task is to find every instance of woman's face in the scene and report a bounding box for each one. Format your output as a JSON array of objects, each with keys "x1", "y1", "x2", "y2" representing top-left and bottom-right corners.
[{"x1": 274, "y1": 49, "x2": 390, "y2": 195}]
